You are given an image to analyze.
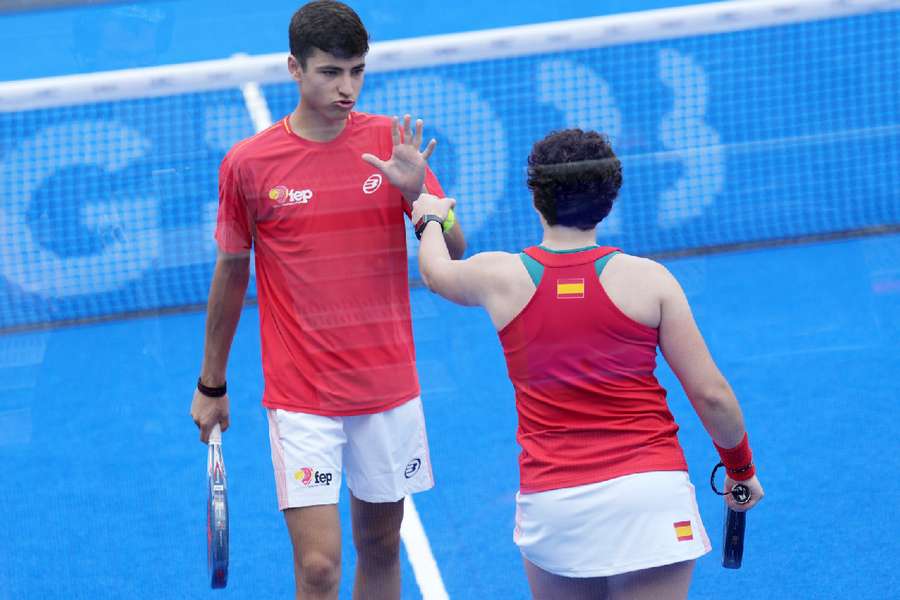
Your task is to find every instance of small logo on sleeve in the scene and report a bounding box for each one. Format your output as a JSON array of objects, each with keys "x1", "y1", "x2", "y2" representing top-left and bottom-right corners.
[
  {"x1": 362, "y1": 174, "x2": 383, "y2": 194},
  {"x1": 269, "y1": 185, "x2": 313, "y2": 207},
  {"x1": 674, "y1": 520, "x2": 694, "y2": 541},
  {"x1": 556, "y1": 278, "x2": 585, "y2": 299}
]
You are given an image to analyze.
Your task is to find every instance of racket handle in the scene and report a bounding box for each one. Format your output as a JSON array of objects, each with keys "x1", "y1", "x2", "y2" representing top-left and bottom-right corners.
[
  {"x1": 723, "y1": 507, "x2": 746, "y2": 569},
  {"x1": 209, "y1": 423, "x2": 222, "y2": 444}
]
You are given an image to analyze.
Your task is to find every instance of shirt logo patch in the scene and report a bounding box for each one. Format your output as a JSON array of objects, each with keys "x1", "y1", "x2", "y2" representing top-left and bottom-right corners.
[
  {"x1": 556, "y1": 278, "x2": 585, "y2": 299},
  {"x1": 362, "y1": 173, "x2": 383, "y2": 194},
  {"x1": 269, "y1": 185, "x2": 313, "y2": 207},
  {"x1": 674, "y1": 520, "x2": 694, "y2": 541}
]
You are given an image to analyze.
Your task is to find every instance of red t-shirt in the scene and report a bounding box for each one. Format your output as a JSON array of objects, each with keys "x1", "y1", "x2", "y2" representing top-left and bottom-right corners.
[
  {"x1": 215, "y1": 112, "x2": 444, "y2": 415},
  {"x1": 499, "y1": 246, "x2": 688, "y2": 493}
]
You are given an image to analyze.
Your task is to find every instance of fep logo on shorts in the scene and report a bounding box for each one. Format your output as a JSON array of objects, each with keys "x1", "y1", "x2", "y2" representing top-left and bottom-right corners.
[
  {"x1": 269, "y1": 185, "x2": 313, "y2": 207},
  {"x1": 294, "y1": 467, "x2": 333, "y2": 487}
]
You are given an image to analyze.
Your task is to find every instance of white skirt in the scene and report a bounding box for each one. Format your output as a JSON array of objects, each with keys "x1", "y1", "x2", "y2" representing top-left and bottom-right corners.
[{"x1": 514, "y1": 470, "x2": 711, "y2": 577}]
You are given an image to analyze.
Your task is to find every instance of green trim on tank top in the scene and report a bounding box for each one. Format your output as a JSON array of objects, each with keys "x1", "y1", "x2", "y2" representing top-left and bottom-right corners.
[
  {"x1": 519, "y1": 246, "x2": 621, "y2": 286},
  {"x1": 594, "y1": 251, "x2": 620, "y2": 277},
  {"x1": 520, "y1": 252, "x2": 544, "y2": 287},
  {"x1": 537, "y1": 245, "x2": 599, "y2": 254}
]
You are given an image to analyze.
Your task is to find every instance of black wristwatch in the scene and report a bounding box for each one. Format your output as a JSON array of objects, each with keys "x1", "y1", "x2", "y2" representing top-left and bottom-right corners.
[{"x1": 415, "y1": 214, "x2": 444, "y2": 240}]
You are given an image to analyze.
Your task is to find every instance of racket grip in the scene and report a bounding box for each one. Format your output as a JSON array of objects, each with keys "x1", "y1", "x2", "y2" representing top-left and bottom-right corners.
[
  {"x1": 722, "y1": 507, "x2": 745, "y2": 569},
  {"x1": 209, "y1": 423, "x2": 222, "y2": 444}
]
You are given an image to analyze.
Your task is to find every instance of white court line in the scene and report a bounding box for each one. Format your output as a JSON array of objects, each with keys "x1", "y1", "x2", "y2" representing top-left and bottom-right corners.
[
  {"x1": 401, "y1": 496, "x2": 450, "y2": 600},
  {"x1": 240, "y1": 73, "x2": 450, "y2": 600},
  {"x1": 235, "y1": 53, "x2": 275, "y2": 134}
]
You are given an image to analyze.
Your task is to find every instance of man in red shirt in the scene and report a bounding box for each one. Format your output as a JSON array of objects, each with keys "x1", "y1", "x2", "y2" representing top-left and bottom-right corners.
[
  {"x1": 190, "y1": 1, "x2": 465, "y2": 598},
  {"x1": 413, "y1": 129, "x2": 762, "y2": 599}
]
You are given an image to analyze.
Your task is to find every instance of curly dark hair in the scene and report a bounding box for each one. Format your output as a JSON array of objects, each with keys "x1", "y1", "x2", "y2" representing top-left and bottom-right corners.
[
  {"x1": 289, "y1": 1, "x2": 369, "y2": 68},
  {"x1": 527, "y1": 129, "x2": 623, "y2": 231}
]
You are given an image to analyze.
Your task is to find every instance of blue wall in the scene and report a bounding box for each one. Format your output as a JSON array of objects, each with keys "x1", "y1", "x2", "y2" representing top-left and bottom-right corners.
[{"x1": 0, "y1": 1, "x2": 724, "y2": 81}]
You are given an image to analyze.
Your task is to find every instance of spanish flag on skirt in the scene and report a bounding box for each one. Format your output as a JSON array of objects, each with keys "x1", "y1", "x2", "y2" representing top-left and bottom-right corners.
[{"x1": 673, "y1": 520, "x2": 694, "y2": 542}]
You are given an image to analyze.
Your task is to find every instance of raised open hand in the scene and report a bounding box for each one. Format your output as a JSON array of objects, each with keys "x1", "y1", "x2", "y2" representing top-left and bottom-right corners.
[{"x1": 362, "y1": 114, "x2": 437, "y2": 200}]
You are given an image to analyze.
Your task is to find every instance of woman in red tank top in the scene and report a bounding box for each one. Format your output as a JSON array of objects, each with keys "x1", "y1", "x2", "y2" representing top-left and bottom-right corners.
[{"x1": 413, "y1": 129, "x2": 764, "y2": 599}]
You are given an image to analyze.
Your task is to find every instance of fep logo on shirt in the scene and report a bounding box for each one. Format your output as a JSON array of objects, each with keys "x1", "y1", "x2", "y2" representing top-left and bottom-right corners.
[{"x1": 269, "y1": 185, "x2": 313, "y2": 207}]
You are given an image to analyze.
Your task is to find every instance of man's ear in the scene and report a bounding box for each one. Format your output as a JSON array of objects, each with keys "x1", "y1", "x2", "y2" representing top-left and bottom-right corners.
[{"x1": 288, "y1": 54, "x2": 303, "y2": 84}]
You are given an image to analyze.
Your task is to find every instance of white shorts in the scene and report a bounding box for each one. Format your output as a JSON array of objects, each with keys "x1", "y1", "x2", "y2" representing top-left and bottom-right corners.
[
  {"x1": 266, "y1": 397, "x2": 434, "y2": 509},
  {"x1": 514, "y1": 471, "x2": 711, "y2": 577}
]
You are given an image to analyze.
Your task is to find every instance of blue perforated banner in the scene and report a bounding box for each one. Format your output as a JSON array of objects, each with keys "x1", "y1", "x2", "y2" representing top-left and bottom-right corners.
[{"x1": 0, "y1": 10, "x2": 897, "y2": 329}]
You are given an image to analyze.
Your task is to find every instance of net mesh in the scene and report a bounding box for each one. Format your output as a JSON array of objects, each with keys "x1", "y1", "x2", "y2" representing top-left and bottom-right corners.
[{"x1": 0, "y1": 8, "x2": 897, "y2": 330}]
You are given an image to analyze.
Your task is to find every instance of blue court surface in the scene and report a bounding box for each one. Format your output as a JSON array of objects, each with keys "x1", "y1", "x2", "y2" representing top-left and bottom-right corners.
[
  {"x1": 1, "y1": 232, "x2": 898, "y2": 599},
  {"x1": 1, "y1": 1, "x2": 899, "y2": 598}
]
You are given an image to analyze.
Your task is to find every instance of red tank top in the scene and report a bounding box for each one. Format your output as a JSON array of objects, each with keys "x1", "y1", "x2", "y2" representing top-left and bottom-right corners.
[{"x1": 498, "y1": 246, "x2": 687, "y2": 493}]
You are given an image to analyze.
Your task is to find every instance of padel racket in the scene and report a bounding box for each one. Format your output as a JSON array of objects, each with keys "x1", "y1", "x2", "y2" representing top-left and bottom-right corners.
[
  {"x1": 207, "y1": 423, "x2": 229, "y2": 588},
  {"x1": 722, "y1": 484, "x2": 750, "y2": 569},
  {"x1": 710, "y1": 463, "x2": 750, "y2": 569}
]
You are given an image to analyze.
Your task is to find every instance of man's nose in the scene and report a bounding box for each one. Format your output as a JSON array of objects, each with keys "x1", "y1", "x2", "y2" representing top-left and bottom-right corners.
[{"x1": 337, "y1": 73, "x2": 354, "y2": 96}]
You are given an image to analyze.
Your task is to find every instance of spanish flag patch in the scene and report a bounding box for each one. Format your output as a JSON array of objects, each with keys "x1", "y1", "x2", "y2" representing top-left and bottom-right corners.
[
  {"x1": 556, "y1": 278, "x2": 585, "y2": 299},
  {"x1": 674, "y1": 520, "x2": 694, "y2": 542}
]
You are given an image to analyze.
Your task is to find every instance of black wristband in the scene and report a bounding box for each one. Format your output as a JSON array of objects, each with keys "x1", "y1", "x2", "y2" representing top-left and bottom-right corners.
[
  {"x1": 197, "y1": 377, "x2": 227, "y2": 398},
  {"x1": 415, "y1": 214, "x2": 444, "y2": 240},
  {"x1": 728, "y1": 463, "x2": 754, "y2": 475}
]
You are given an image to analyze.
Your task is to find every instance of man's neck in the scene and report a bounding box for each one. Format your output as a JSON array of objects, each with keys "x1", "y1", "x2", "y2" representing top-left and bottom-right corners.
[
  {"x1": 540, "y1": 225, "x2": 598, "y2": 251},
  {"x1": 288, "y1": 104, "x2": 348, "y2": 142}
]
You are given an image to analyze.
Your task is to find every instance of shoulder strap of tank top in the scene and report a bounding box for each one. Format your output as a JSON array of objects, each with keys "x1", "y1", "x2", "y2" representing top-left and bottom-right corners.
[
  {"x1": 594, "y1": 250, "x2": 621, "y2": 278},
  {"x1": 519, "y1": 252, "x2": 544, "y2": 287}
]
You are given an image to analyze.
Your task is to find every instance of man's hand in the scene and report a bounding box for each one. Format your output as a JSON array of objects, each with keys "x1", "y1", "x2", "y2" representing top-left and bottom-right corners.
[
  {"x1": 191, "y1": 388, "x2": 230, "y2": 444},
  {"x1": 411, "y1": 193, "x2": 455, "y2": 225},
  {"x1": 362, "y1": 114, "x2": 437, "y2": 200}
]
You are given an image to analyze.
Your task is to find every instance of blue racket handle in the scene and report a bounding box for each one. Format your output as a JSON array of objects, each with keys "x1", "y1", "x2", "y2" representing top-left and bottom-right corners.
[
  {"x1": 723, "y1": 484, "x2": 749, "y2": 569},
  {"x1": 723, "y1": 508, "x2": 745, "y2": 568}
]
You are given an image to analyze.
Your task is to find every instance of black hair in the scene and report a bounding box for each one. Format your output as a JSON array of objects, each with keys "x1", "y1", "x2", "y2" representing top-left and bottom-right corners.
[
  {"x1": 526, "y1": 129, "x2": 623, "y2": 230},
  {"x1": 289, "y1": 1, "x2": 369, "y2": 68}
]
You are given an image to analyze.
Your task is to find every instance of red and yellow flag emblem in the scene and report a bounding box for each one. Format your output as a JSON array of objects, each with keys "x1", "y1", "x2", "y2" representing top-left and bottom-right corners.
[
  {"x1": 556, "y1": 278, "x2": 585, "y2": 299},
  {"x1": 673, "y1": 520, "x2": 693, "y2": 541}
]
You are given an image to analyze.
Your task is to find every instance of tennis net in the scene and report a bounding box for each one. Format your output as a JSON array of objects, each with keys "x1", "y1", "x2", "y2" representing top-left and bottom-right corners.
[{"x1": 0, "y1": 0, "x2": 897, "y2": 330}]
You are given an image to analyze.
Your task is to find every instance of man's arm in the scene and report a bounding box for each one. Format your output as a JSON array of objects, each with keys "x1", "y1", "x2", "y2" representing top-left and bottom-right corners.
[{"x1": 191, "y1": 250, "x2": 250, "y2": 442}]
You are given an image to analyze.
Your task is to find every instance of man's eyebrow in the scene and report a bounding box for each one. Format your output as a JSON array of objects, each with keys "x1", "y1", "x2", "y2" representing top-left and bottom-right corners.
[{"x1": 316, "y1": 62, "x2": 366, "y2": 70}]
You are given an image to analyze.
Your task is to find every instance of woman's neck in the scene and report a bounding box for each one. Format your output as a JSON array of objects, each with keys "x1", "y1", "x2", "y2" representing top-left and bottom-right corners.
[{"x1": 539, "y1": 225, "x2": 597, "y2": 251}]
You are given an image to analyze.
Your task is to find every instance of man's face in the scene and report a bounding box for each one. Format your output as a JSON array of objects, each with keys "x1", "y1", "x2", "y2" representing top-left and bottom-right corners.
[{"x1": 290, "y1": 48, "x2": 366, "y2": 121}]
